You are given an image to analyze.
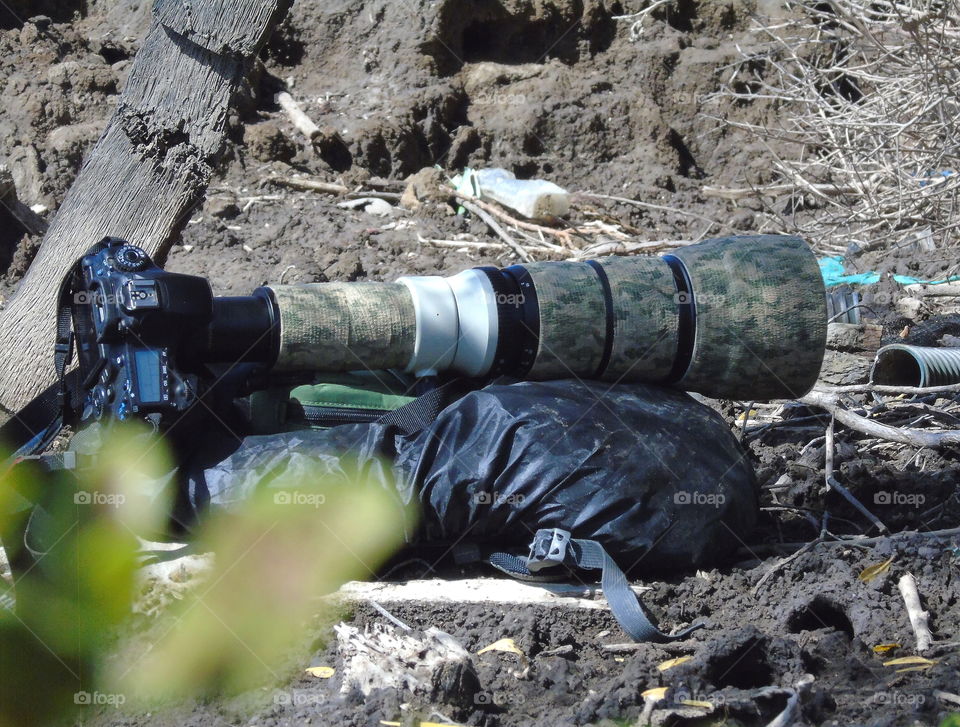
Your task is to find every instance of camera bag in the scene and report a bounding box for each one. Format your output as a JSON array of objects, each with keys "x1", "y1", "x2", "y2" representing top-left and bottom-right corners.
[{"x1": 190, "y1": 377, "x2": 758, "y2": 642}]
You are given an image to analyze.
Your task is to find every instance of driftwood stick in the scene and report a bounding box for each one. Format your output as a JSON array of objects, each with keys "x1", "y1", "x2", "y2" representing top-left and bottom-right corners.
[
  {"x1": 741, "y1": 526, "x2": 960, "y2": 556},
  {"x1": 801, "y1": 391, "x2": 960, "y2": 447},
  {"x1": 816, "y1": 384, "x2": 960, "y2": 396},
  {"x1": 821, "y1": 416, "x2": 886, "y2": 532},
  {"x1": 898, "y1": 573, "x2": 933, "y2": 653},
  {"x1": 753, "y1": 538, "x2": 823, "y2": 594},
  {"x1": 276, "y1": 91, "x2": 321, "y2": 143},
  {"x1": 578, "y1": 191, "x2": 728, "y2": 231},
  {"x1": 826, "y1": 475, "x2": 887, "y2": 532},
  {"x1": 0, "y1": 0, "x2": 286, "y2": 411},
  {"x1": 934, "y1": 690, "x2": 960, "y2": 708},
  {"x1": 454, "y1": 192, "x2": 580, "y2": 247},
  {"x1": 416, "y1": 234, "x2": 558, "y2": 255},
  {"x1": 702, "y1": 183, "x2": 861, "y2": 200},
  {"x1": 822, "y1": 414, "x2": 886, "y2": 534},
  {"x1": 271, "y1": 177, "x2": 350, "y2": 195}
]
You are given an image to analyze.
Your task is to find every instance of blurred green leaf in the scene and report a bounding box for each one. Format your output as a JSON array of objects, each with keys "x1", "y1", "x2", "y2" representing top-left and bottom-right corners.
[
  {"x1": 0, "y1": 423, "x2": 174, "y2": 726},
  {"x1": 112, "y1": 456, "x2": 413, "y2": 699}
]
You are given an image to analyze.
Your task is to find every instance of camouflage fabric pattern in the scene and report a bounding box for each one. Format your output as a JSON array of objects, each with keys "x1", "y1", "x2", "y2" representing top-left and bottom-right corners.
[
  {"x1": 269, "y1": 283, "x2": 416, "y2": 372},
  {"x1": 672, "y1": 235, "x2": 827, "y2": 400},
  {"x1": 524, "y1": 261, "x2": 607, "y2": 379},
  {"x1": 596, "y1": 255, "x2": 678, "y2": 382}
]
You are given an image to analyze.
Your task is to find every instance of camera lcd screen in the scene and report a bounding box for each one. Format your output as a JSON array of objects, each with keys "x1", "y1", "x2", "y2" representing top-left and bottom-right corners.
[{"x1": 134, "y1": 349, "x2": 163, "y2": 404}]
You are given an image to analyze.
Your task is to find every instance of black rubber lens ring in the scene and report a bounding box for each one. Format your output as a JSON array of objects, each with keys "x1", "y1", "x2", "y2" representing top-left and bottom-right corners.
[
  {"x1": 501, "y1": 265, "x2": 540, "y2": 378},
  {"x1": 476, "y1": 266, "x2": 523, "y2": 377},
  {"x1": 585, "y1": 260, "x2": 615, "y2": 379},
  {"x1": 662, "y1": 254, "x2": 696, "y2": 384}
]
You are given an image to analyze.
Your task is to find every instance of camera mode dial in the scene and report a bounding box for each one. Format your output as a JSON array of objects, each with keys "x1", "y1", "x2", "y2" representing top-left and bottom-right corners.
[{"x1": 113, "y1": 245, "x2": 150, "y2": 272}]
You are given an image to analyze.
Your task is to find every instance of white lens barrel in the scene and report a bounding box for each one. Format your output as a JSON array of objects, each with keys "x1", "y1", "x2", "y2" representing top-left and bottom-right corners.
[
  {"x1": 397, "y1": 271, "x2": 499, "y2": 377},
  {"x1": 447, "y1": 269, "x2": 499, "y2": 377}
]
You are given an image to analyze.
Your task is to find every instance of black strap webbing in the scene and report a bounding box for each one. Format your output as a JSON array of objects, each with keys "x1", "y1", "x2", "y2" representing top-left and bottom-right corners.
[
  {"x1": 485, "y1": 528, "x2": 704, "y2": 643},
  {"x1": 375, "y1": 379, "x2": 473, "y2": 437},
  {"x1": 0, "y1": 373, "x2": 74, "y2": 457},
  {"x1": 1, "y1": 237, "x2": 115, "y2": 458}
]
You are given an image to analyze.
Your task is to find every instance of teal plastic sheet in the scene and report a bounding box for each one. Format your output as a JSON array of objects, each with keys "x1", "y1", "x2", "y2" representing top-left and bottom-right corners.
[{"x1": 819, "y1": 256, "x2": 960, "y2": 287}]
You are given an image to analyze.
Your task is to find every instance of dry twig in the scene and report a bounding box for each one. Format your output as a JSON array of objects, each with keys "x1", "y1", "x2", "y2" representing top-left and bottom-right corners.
[
  {"x1": 458, "y1": 198, "x2": 535, "y2": 262},
  {"x1": 801, "y1": 390, "x2": 960, "y2": 447},
  {"x1": 712, "y1": 0, "x2": 960, "y2": 253},
  {"x1": 277, "y1": 91, "x2": 322, "y2": 143},
  {"x1": 898, "y1": 572, "x2": 933, "y2": 653}
]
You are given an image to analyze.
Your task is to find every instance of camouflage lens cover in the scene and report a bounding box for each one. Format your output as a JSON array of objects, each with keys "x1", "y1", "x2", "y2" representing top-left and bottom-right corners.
[
  {"x1": 269, "y1": 283, "x2": 417, "y2": 372},
  {"x1": 672, "y1": 235, "x2": 827, "y2": 400}
]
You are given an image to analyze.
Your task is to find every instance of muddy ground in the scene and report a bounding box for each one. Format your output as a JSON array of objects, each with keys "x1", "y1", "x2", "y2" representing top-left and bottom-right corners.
[{"x1": 1, "y1": 1, "x2": 959, "y2": 726}]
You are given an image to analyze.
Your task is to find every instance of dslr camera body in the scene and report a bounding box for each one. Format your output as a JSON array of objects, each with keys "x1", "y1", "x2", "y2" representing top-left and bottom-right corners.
[{"x1": 70, "y1": 238, "x2": 277, "y2": 426}]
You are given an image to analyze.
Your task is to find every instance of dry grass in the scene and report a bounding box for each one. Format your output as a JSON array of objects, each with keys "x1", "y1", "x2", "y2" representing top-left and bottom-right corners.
[{"x1": 711, "y1": 0, "x2": 960, "y2": 259}]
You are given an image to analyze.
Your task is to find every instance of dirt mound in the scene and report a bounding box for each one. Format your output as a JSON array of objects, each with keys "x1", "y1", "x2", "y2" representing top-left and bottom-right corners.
[{"x1": 0, "y1": 0, "x2": 790, "y2": 296}]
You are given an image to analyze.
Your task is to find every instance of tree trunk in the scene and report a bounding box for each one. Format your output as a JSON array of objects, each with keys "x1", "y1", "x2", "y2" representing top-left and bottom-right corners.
[{"x1": 0, "y1": 0, "x2": 286, "y2": 414}]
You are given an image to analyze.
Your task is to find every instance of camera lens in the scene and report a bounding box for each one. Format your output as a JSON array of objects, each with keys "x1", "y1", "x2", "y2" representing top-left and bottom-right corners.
[{"x1": 262, "y1": 235, "x2": 826, "y2": 400}]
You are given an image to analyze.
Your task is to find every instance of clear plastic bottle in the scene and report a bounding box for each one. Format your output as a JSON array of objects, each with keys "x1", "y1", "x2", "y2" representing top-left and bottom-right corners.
[{"x1": 474, "y1": 168, "x2": 570, "y2": 220}]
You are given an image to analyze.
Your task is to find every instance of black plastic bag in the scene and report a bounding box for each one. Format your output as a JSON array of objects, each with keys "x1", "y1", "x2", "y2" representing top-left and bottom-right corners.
[{"x1": 189, "y1": 379, "x2": 757, "y2": 575}]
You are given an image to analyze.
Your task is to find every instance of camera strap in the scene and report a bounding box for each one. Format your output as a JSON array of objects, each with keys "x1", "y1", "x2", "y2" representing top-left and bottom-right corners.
[
  {"x1": 374, "y1": 379, "x2": 476, "y2": 436},
  {"x1": 464, "y1": 528, "x2": 705, "y2": 643},
  {"x1": 1, "y1": 239, "x2": 112, "y2": 462}
]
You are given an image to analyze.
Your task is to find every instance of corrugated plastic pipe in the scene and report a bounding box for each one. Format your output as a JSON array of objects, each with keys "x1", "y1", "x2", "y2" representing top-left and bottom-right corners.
[{"x1": 872, "y1": 345, "x2": 960, "y2": 387}]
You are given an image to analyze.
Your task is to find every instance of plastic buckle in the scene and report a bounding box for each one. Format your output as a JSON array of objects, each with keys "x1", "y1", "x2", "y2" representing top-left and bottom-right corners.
[
  {"x1": 59, "y1": 451, "x2": 78, "y2": 470},
  {"x1": 527, "y1": 528, "x2": 571, "y2": 573}
]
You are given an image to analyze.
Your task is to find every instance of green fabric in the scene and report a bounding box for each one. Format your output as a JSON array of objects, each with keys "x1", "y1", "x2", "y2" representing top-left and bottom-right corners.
[
  {"x1": 247, "y1": 372, "x2": 416, "y2": 433},
  {"x1": 288, "y1": 381, "x2": 415, "y2": 411}
]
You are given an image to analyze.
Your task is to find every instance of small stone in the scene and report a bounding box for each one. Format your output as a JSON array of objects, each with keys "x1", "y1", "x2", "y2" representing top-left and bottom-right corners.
[
  {"x1": 363, "y1": 198, "x2": 393, "y2": 217},
  {"x1": 400, "y1": 167, "x2": 449, "y2": 210}
]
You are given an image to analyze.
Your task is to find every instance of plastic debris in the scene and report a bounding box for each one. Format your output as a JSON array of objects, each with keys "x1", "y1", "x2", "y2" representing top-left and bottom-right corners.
[
  {"x1": 478, "y1": 638, "x2": 526, "y2": 660},
  {"x1": 337, "y1": 197, "x2": 394, "y2": 216},
  {"x1": 883, "y1": 655, "x2": 937, "y2": 672},
  {"x1": 641, "y1": 687, "x2": 669, "y2": 702},
  {"x1": 454, "y1": 167, "x2": 570, "y2": 220},
  {"x1": 873, "y1": 643, "x2": 901, "y2": 654},
  {"x1": 819, "y1": 256, "x2": 960, "y2": 287},
  {"x1": 656, "y1": 655, "x2": 692, "y2": 672}
]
